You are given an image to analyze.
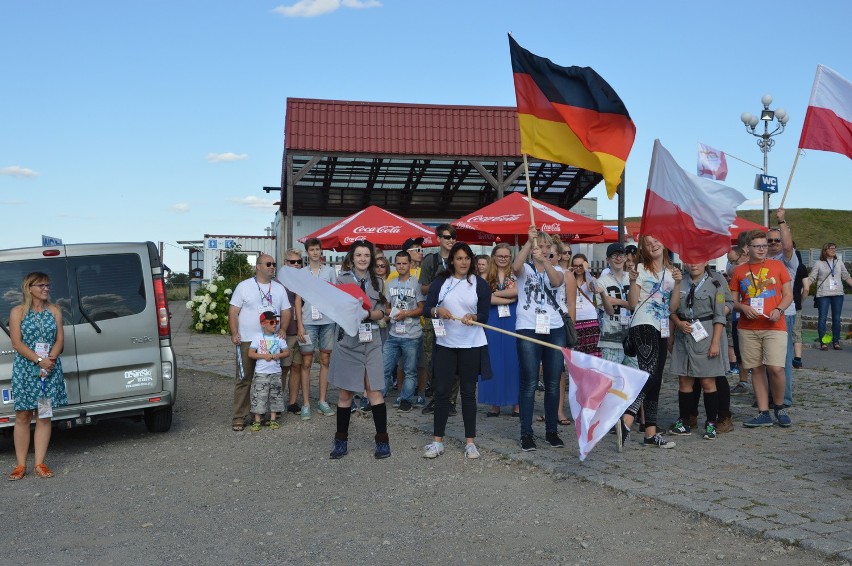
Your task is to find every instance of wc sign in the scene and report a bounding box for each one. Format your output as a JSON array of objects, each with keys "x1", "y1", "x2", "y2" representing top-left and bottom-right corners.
[{"x1": 754, "y1": 174, "x2": 779, "y2": 193}]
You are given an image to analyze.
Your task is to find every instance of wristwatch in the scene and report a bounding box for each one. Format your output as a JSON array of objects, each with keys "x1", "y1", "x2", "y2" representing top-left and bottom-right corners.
[{"x1": 36, "y1": 357, "x2": 43, "y2": 364}]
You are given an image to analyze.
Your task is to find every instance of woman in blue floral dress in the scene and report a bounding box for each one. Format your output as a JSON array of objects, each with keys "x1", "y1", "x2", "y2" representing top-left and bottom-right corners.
[{"x1": 8, "y1": 272, "x2": 68, "y2": 480}]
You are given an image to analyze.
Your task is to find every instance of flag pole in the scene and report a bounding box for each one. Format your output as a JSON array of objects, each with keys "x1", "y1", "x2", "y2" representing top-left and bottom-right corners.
[
  {"x1": 522, "y1": 154, "x2": 536, "y2": 230},
  {"x1": 454, "y1": 315, "x2": 561, "y2": 351},
  {"x1": 779, "y1": 149, "x2": 803, "y2": 208},
  {"x1": 638, "y1": 140, "x2": 660, "y2": 237}
]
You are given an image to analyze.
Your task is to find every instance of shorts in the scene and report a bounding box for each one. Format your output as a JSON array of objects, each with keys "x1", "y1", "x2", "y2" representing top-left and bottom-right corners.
[
  {"x1": 600, "y1": 346, "x2": 639, "y2": 368},
  {"x1": 738, "y1": 329, "x2": 787, "y2": 369},
  {"x1": 282, "y1": 334, "x2": 303, "y2": 367},
  {"x1": 300, "y1": 323, "x2": 336, "y2": 354},
  {"x1": 250, "y1": 372, "x2": 285, "y2": 414},
  {"x1": 792, "y1": 311, "x2": 802, "y2": 344}
]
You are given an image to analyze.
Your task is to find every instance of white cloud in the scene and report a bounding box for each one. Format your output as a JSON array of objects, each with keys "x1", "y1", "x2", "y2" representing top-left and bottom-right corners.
[
  {"x1": 231, "y1": 196, "x2": 278, "y2": 209},
  {"x1": 205, "y1": 152, "x2": 248, "y2": 163},
  {"x1": 172, "y1": 203, "x2": 191, "y2": 213},
  {"x1": 273, "y1": 0, "x2": 380, "y2": 18},
  {"x1": 0, "y1": 165, "x2": 39, "y2": 177},
  {"x1": 740, "y1": 199, "x2": 764, "y2": 207}
]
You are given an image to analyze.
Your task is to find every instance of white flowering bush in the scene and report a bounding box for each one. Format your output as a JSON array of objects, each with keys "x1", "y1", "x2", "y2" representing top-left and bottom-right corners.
[{"x1": 187, "y1": 275, "x2": 233, "y2": 334}]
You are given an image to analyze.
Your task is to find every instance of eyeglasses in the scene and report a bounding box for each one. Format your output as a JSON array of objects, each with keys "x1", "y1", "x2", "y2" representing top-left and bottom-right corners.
[
  {"x1": 494, "y1": 255, "x2": 511, "y2": 260},
  {"x1": 766, "y1": 239, "x2": 782, "y2": 244},
  {"x1": 259, "y1": 261, "x2": 276, "y2": 267},
  {"x1": 286, "y1": 259, "x2": 303, "y2": 265},
  {"x1": 30, "y1": 284, "x2": 51, "y2": 289},
  {"x1": 571, "y1": 265, "x2": 584, "y2": 269},
  {"x1": 749, "y1": 244, "x2": 769, "y2": 249},
  {"x1": 609, "y1": 253, "x2": 626, "y2": 258},
  {"x1": 376, "y1": 264, "x2": 388, "y2": 269},
  {"x1": 562, "y1": 251, "x2": 572, "y2": 255},
  {"x1": 407, "y1": 247, "x2": 422, "y2": 254},
  {"x1": 439, "y1": 234, "x2": 456, "y2": 240},
  {"x1": 828, "y1": 246, "x2": 837, "y2": 250}
]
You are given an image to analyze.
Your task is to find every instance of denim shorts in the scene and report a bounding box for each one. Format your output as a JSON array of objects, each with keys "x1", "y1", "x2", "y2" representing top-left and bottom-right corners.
[{"x1": 300, "y1": 323, "x2": 336, "y2": 353}]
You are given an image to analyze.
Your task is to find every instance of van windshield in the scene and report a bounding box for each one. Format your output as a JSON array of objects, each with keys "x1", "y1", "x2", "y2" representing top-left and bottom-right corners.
[{"x1": 0, "y1": 259, "x2": 73, "y2": 329}]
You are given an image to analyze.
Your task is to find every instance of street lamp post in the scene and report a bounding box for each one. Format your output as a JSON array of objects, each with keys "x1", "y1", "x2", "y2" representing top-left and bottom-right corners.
[{"x1": 740, "y1": 95, "x2": 790, "y2": 227}]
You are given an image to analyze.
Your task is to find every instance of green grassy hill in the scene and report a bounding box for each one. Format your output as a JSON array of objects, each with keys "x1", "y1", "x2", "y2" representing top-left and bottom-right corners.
[{"x1": 610, "y1": 208, "x2": 852, "y2": 251}]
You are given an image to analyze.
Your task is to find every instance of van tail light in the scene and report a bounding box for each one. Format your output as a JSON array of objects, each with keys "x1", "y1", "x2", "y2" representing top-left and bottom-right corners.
[{"x1": 153, "y1": 278, "x2": 171, "y2": 337}]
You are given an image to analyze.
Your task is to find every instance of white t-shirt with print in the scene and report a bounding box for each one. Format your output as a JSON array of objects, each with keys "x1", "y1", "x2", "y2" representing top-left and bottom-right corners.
[
  {"x1": 515, "y1": 263, "x2": 565, "y2": 331},
  {"x1": 631, "y1": 264, "x2": 676, "y2": 330},
  {"x1": 230, "y1": 278, "x2": 291, "y2": 339}
]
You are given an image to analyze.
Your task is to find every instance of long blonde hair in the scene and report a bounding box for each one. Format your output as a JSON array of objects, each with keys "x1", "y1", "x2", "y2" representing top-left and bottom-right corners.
[
  {"x1": 21, "y1": 272, "x2": 51, "y2": 313},
  {"x1": 485, "y1": 243, "x2": 513, "y2": 290}
]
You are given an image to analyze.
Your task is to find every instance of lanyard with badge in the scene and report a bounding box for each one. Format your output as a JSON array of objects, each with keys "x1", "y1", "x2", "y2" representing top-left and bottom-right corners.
[
  {"x1": 432, "y1": 277, "x2": 462, "y2": 337},
  {"x1": 685, "y1": 274, "x2": 709, "y2": 342},
  {"x1": 533, "y1": 267, "x2": 551, "y2": 335},
  {"x1": 747, "y1": 263, "x2": 766, "y2": 315},
  {"x1": 356, "y1": 275, "x2": 374, "y2": 342},
  {"x1": 255, "y1": 277, "x2": 273, "y2": 310},
  {"x1": 309, "y1": 267, "x2": 324, "y2": 320},
  {"x1": 391, "y1": 281, "x2": 409, "y2": 334},
  {"x1": 33, "y1": 310, "x2": 53, "y2": 418},
  {"x1": 496, "y1": 275, "x2": 512, "y2": 318},
  {"x1": 644, "y1": 267, "x2": 670, "y2": 337},
  {"x1": 828, "y1": 259, "x2": 839, "y2": 291},
  {"x1": 618, "y1": 276, "x2": 632, "y2": 326}
]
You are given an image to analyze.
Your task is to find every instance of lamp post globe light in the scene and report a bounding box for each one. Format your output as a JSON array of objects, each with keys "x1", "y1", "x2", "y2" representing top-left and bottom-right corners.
[{"x1": 740, "y1": 95, "x2": 790, "y2": 227}]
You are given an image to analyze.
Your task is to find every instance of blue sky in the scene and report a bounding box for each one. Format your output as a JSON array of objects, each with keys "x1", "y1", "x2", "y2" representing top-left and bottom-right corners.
[{"x1": 2, "y1": 0, "x2": 850, "y2": 272}]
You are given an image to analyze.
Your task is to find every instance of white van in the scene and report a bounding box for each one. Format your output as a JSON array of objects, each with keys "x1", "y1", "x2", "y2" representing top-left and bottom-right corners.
[{"x1": 0, "y1": 242, "x2": 177, "y2": 432}]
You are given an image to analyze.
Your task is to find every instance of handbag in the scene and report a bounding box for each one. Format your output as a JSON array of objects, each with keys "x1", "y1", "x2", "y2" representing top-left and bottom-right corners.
[{"x1": 539, "y1": 276, "x2": 578, "y2": 348}]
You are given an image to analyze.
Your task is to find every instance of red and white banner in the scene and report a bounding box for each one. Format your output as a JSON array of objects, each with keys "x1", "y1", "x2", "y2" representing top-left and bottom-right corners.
[
  {"x1": 640, "y1": 140, "x2": 747, "y2": 264},
  {"x1": 564, "y1": 348, "x2": 648, "y2": 461},
  {"x1": 697, "y1": 142, "x2": 728, "y2": 181},
  {"x1": 799, "y1": 64, "x2": 852, "y2": 159}
]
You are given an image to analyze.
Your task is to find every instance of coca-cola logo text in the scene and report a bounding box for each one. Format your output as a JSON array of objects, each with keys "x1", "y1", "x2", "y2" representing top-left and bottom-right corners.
[
  {"x1": 466, "y1": 214, "x2": 522, "y2": 223},
  {"x1": 540, "y1": 223, "x2": 561, "y2": 232},
  {"x1": 352, "y1": 225, "x2": 401, "y2": 234}
]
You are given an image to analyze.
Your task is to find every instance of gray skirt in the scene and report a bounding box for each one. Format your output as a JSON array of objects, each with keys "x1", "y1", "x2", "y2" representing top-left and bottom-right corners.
[
  {"x1": 327, "y1": 327, "x2": 384, "y2": 393},
  {"x1": 670, "y1": 320, "x2": 729, "y2": 378}
]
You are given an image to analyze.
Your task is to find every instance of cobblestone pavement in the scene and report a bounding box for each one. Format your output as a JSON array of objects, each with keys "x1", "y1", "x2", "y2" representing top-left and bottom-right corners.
[{"x1": 171, "y1": 303, "x2": 852, "y2": 560}]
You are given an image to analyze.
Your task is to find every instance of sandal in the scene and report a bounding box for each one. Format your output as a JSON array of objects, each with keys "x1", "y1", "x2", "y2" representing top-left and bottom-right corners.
[
  {"x1": 535, "y1": 415, "x2": 545, "y2": 422},
  {"x1": 834, "y1": 342, "x2": 842, "y2": 350},
  {"x1": 510, "y1": 411, "x2": 520, "y2": 418},
  {"x1": 33, "y1": 464, "x2": 54, "y2": 478},
  {"x1": 232, "y1": 423, "x2": 245, "y2": 432},
  {"x1": 558, "y1": 418, "x2": 573, "y2": 426},
  {"x1": 268, "y1": 420, "x2": 280, "y2": 431},
  {"x1": 250, "y1": 422, "x2": 262, "y2": 432},
  {"x1": 820, "y1": 344, "x2": 828, "y2": 351},
  {"x1": 486, "y1": 410, "x2": 500, "y2": 418},
  {"x1": 8, "y1": 465, "x2": 25, "y2": 481}
]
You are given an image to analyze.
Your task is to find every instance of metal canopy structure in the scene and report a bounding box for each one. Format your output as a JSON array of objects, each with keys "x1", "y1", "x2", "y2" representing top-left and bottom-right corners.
[{"x1": 276, "y1": 98, "x2": 607, "y2": 248}]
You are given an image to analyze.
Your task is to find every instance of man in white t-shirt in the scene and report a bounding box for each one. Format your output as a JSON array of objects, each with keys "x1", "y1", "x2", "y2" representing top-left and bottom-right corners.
[
  {"x1": 228, "y1": 254, "x2": 291, "y2": 431},
  {"x1": 766, "y1": 208, "x2": 797, "y2": 407}
]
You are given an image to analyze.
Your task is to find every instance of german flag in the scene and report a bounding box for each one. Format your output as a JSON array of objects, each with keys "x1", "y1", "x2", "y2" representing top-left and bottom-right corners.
[{"x1": 509, "y1": 35, "x2": 636, "y2": 199}]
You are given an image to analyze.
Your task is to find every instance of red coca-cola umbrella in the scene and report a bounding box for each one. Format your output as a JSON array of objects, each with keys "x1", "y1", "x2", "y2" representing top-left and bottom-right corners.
[
  {"x1": 299, "y1": 205, "x2": 437, "y2": 250},
  {"x1": 453, "y1": 193, "x2": 604, "y2": 244}
]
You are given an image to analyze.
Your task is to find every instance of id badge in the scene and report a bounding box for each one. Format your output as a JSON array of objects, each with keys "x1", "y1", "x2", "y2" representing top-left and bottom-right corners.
[
  {"x1": 38, "y1": 396, "x2": 53, "y2": 419},
  {"x1": 535, "y1": 311, "x2": 550, "y2": 335},
  {"x1": 311, "y1": 306, "x2": 322, "y2": 321},
  {"x1": 432, "y1": 319, "x2": 447, "y2": 337},
  {"x1": 751, "y1": 297, "x2": 765, "y2": 316},
  {"x1": 299, "y1": 334, "x2": 312, "y2": 346},
  {"x1": 660, "y1": 317, "x2": 670, "y2": 338},
  {"x1": 619, "y1": 312, "x2": 631, "y2": 327},
  {"x1": 829, "y1": 278, "x2": 838, "y2": 291},
  {"x1": 394, "y1": 320, "x2": 407, "y2": 334},
  {"x1": 690, "y1": 321, "x2": 709, "y2": 342},
  {"x1": 358, "y1": 323, "x2": 373, "y2": 343},
  {"x1": 35, "y1": 342, "x2": 50, "y2": 357},
  {"x1": 498, "y1": 304, "x2": 510, "y2": 318}
]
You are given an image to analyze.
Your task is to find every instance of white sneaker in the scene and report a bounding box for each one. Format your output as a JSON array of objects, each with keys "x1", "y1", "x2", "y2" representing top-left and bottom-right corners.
[
  {"x1": 423, "y1": 442, "x2": 445, "y2": 459},
  {"x1": 464, "y1": 443, "x2": 480, "y2": 459}
]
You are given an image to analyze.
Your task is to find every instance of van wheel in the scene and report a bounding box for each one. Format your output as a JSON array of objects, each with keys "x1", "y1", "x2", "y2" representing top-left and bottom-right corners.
[{"x1": 144, "y1": 406, "x2": 173, "y2": 432}]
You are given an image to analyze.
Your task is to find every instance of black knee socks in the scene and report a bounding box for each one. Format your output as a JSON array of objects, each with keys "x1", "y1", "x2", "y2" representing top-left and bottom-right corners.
[
  {"x1": 336, "y1": 405, "x2": 351, "y2": 440},
  {"x1": 678, "y1": 391, "x2": 692, "y2": 421},
  {"x1": 703, "y1": 391, "x2": 719, "y2": 424},
  {"x1": 715, "y1": 375, "x2": 730, "y2": 416},
  {"x1": 371, "y1": 402, "x2": 387, "y2": 436}
]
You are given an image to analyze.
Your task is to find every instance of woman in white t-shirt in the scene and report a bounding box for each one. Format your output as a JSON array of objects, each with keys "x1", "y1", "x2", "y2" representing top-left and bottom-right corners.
[
  {"x1": 623, "y1": 235, "x2": 682, "y2": 449},
  {"x1": 422, "y1": 243, "x2": 492, "y2": 460},
  {"x1": 571, "y1": 253, "x2": 601, "y2": 357}
]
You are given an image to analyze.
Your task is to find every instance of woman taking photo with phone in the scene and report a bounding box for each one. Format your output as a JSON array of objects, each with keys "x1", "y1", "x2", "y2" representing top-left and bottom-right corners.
[{"x1": 8, "y1": 272, "x2": 68, "y2": 480}]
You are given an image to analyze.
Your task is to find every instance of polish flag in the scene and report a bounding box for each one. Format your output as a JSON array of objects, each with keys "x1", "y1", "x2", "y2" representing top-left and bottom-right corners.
[
  {"x1": 697, "y1": 142, "x2": 728, "y2": 181},
  {"x1": 799, "y1": 65, "x2": 852, "y2": 159},
  {"x1": 640, "y1": 140, "x2": 747, "y2": 264},
  {"x1": 564, "y1": 348, "x2": 649, "y2": 461}
]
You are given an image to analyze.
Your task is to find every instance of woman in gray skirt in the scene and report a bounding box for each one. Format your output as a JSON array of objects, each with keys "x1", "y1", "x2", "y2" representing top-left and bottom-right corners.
[{"x1": 327, "y1": 240, "x2": 390, "y2": 460}]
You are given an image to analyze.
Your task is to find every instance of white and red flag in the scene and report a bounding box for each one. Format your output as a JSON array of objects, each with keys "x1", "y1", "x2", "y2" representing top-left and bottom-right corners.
[
  {"x1": 697, "y1": 142, "x2": 728, "y2": 180},
  {"x1": 564, "y1": 348, "x2": 648, "y2": 461},
  {"x1": 799, "y1": 65, "x2": 852, "y2": 159},
  {"x1": 640, "y1": 139, "x2": 747, "y2": 264}
]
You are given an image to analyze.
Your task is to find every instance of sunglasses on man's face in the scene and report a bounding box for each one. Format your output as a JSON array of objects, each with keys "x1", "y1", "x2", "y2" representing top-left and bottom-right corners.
[
  {"x1": 766, "y1": 239, "x2": 782, "y2": 244},
  {"x1": 260, "y1": 261, "x2": 276, "y2": 267},
  {"x1": 440, "y1": 234, "x2": 456, "y2": 240},
  {"x1": 408, "y1": 247, "x2": 422, "y2": 254}
]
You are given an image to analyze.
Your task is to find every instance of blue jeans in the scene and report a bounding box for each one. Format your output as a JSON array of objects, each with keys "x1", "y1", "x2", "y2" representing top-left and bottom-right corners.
[
  {"x1": 517, "y1": 326, "x2": 567, "y2": 437},
  {"x1": 816, "y1": 295, "x2": 844, "y2": 344},
  {"x1": 382, "y1": 335, "x2": 421, "y2": 401},
  {"x1": 784, "y1": 314, "x2": 795, "y2": 406}
]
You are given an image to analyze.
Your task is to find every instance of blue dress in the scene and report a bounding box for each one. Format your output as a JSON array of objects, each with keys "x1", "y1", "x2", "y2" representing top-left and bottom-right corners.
[
  {"x1": 478, "y1": 298, "x2": 520, "y2": 407},
  {"x1": 11, "y1": 309, "x2": 68, "y2": 412}
]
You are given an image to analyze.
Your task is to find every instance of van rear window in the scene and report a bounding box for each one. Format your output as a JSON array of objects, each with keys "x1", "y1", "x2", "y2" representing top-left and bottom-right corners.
[
  {"x1": 69, "y1": 254, "x2": 146, "y2": 322},
  {"x1": 0, "y1": 258, "x2": 72, "y2": 327}
]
